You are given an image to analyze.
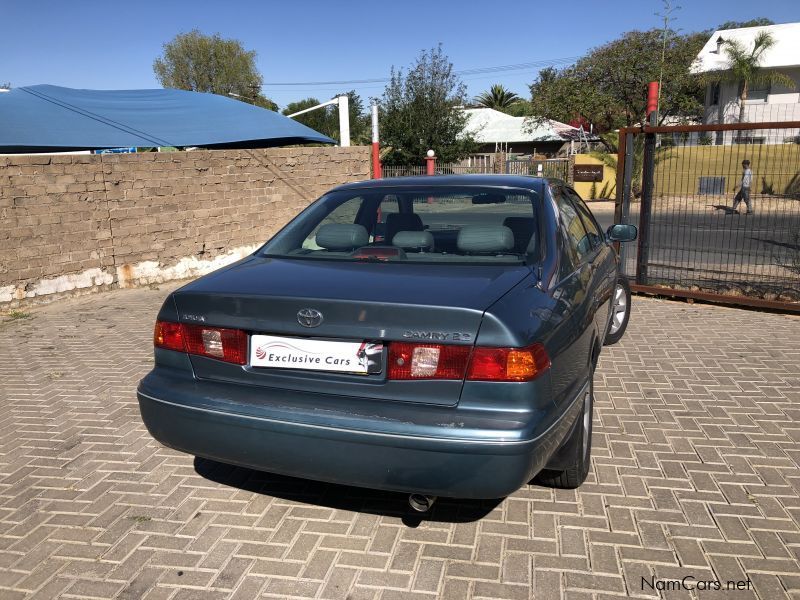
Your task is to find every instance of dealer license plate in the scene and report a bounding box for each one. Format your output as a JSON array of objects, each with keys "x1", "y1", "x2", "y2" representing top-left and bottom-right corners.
[{"x1": 250, "y1": 335, "x2": 383, "y2": 374}]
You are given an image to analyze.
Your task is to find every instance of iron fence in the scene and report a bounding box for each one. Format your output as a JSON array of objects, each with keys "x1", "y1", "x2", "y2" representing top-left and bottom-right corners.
[
  {"x1": 381, "y1": 165, "x2": 427, "y2": 178},
  {"x1": 381, "y1": 157, "x2": 571, "y2": 180},
  {"x1": 506, "y1": 158, "x2": 570, "y2": 180},
  {"x1": 615, "y1": 121, "x2": 800, "y2": 311}
]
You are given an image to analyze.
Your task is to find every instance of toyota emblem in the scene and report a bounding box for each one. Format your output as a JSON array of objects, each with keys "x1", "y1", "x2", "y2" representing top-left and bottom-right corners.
[{"x1": 297, "y1": 308, "x2": 323, "y2": 328}]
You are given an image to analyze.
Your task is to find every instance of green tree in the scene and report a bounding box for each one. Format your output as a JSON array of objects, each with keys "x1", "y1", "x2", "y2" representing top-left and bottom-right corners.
[
  {"x1": 475, "y1": 84, "x2": 522, "y2": 111},
  {"x1": 283, "y1": 97, "x2": 329, "y2": 137},
  {"x1": 717, "y1": 18, "x2": 774, "y2": 29},
  {"x1": 380, "y1": 45, "x2": 477, "y2": 165},
  {"x1": 283, "y1": 91, "x2": 370, "y2": 145},
  {"x1": 712, "y1": 31, "x2": 795, "y2": 123},
  {"x1": 153, "y1": 30, "x2": 277, "y2": 111},
  {"x1": 528, "y1": 29, "x2": 706, "y2": 131}
]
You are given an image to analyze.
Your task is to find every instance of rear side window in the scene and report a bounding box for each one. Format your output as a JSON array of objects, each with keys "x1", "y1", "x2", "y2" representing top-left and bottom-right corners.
[
  {"x1": 565, "y1": 189, "x2": 603, "y2": 250},
  {"x1": 552, "y1": 186, "x2": 592, "y2": 265}
]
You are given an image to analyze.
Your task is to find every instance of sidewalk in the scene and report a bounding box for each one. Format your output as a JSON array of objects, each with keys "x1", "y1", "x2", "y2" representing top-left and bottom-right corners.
[{"x1": 1, "y1": 284, "x2": 798, "y2": 599}]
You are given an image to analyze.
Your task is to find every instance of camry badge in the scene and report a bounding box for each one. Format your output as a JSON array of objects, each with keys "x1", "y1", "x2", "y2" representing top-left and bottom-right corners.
[{"x1": 297, "y1": 308, "x2": 323, "y2": 328}]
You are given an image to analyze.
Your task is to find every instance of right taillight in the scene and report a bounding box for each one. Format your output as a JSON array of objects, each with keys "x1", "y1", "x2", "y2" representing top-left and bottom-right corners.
[
  {"x1": 387, "y1": 342, "x2": 550, "y2": 382},
  {"x1": 466, "y1": 344, "x2": 550, "y2": 382},
  {"x1": 154, "y1": 320, "x2": 247, "y2": 365}
]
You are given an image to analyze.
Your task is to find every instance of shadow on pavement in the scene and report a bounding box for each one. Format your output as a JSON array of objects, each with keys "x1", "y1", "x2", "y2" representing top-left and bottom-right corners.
[
  {"x1": 194, "y1": 457, "x2": 503, "y2": 527},
  {"x1": 710, "y1": 204, "x2": 738, "y2": 215}
]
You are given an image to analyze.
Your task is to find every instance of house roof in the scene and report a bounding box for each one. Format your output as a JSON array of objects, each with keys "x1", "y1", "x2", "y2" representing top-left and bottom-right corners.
[
  {"x1": 461, "y1": 107, "x2": 592, "y2": 144},
  {"x1": 0, "y1": 85, "x2": 334, "y2": 153},
  {"x1": 691, "y1": 22, "x2": 800, "y2": 74}
]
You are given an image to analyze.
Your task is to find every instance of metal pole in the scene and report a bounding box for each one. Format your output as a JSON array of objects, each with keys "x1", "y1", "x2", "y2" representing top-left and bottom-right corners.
[
  {"x1": 619, "y1": 132, "x2": 635, "y2": 273},
  {"x1": 286, "y1": 97, "x2": 339, "y2": 118},
  {"x1": 637, "y1": 82, "x2": 659, "y2": 285},
  {"x1": 371, "y1": 102, "x2": 381, "y2": 178},
  {"x1": 338, "y1": 95, "x2": 350, "y2": 147}
]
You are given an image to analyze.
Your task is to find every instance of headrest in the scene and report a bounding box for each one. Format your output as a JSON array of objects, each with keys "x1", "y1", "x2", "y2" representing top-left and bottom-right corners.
[
  {"x1": 392, "y1": 230, "x2": 434, "y2": 251},
  {"x1": 457, "y1": 225, "x2": 514, "y2": 253},
  {"x1": 315, "y1": 223, "x2": 368, "y2": 250}
]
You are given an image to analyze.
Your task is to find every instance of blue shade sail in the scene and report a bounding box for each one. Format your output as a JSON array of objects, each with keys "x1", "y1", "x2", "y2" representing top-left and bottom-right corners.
[{"x1": 0, "y1": 85, "x2": 335, "y2": 152}]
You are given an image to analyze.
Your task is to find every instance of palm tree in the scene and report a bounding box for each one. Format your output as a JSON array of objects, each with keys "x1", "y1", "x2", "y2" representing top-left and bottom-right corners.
[
  {"x1": 475, "y1": 84, "x2": 521, "y2": 110},
  {"x1": 714, "y1": 31, "x2": 795, "y2": 123}
]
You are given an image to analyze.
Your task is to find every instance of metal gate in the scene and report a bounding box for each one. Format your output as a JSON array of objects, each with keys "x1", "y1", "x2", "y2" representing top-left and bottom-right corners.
[
  {"x1": 506, "y1": 158, "x2": 570, "y2": 180},
  {"x1": 615, "y1": 121, "x2": 800, "y2": 312}
]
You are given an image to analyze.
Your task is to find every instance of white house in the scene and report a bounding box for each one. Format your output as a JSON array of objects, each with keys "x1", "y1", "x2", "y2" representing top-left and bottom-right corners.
[
  {"x1": 460, "y1": 107, "x2": 597, "y2": 159},
  {"x1": 692, "y1": 22, "x2": 800, "y2": 141}
]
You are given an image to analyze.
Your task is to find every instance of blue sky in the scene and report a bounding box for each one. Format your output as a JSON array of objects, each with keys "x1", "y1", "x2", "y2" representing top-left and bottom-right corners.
[{"x1": 3, "y1": 0, "x2": 798, "y2": 109}]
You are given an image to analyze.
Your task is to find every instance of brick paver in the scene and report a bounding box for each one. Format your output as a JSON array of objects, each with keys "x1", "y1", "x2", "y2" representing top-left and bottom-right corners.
[{"x1": 1, "y1": 285, "x2": 798, "y2": 599}]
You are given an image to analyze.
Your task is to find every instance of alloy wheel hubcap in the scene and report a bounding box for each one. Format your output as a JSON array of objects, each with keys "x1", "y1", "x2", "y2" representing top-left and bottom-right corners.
[{"x1": 609, "y1": 284, "x2": 627, "y2": 334}]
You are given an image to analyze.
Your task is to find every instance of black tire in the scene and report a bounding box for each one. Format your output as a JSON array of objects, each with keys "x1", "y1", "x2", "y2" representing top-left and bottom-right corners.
[
  {"x1": 536, "y1": 370, "x2": 594, "y2": 489},
  {"x1": 604, "y1": 277, "x2": 631, "y2": 346}
]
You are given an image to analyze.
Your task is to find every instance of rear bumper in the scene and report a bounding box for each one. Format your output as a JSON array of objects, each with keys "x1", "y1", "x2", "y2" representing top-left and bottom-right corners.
[{"x1": 137, "y1": 369, "x2": 579, "y2": 499}]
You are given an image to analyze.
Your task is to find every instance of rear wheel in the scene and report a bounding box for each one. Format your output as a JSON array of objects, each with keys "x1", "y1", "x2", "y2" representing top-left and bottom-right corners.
[
  {"x1": 536, "y1": 370, "x2": 593, "y2": 489},
  {"x1": 604, "y1": 277, "x2": 631, "y2": 345}
]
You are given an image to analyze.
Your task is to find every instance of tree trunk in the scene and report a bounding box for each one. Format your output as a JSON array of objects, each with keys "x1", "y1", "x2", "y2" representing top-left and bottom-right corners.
[{"x1": 739, "y1": 80, "x2": 748, "y2": 124}]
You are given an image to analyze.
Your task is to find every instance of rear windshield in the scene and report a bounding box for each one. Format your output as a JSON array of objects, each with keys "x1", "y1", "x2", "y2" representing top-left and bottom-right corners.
[{"x1": 259, "y1": 185, "x2": 541, "y2": 264}]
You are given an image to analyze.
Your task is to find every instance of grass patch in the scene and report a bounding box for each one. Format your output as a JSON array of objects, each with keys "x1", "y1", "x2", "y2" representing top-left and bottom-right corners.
[
  {"x1": 127, "y1": 515, "x2": 152, "y2": 523},
  {"x1": 7, "y1": 310, "x2": 32, "y2": 320}
]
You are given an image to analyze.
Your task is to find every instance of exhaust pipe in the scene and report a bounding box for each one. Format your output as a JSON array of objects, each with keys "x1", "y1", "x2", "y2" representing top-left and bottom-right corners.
[{"x1": 408, "y1": 494, "x2": 437, "y2": 512}]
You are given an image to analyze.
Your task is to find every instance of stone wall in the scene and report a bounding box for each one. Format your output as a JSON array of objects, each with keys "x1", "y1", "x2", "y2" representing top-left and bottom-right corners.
[{"x1": 0, "y1": 147, "x2": 371, "y2": 307}]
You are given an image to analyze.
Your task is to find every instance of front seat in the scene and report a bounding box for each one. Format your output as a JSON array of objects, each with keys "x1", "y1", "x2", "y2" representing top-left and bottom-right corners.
[{"x1": 384, "y1": 213, "x2": 423, "y2": 245}]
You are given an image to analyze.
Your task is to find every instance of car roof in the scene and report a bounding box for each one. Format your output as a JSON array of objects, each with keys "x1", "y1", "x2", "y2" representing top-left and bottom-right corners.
[{"x1": 330, "y1": 174, "x2": 555, "y2": 192}]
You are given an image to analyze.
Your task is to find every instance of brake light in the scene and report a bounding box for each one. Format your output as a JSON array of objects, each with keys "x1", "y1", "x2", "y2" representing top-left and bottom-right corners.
[
  {"x1": 154, "y1": 321, "x2": 184, "y2": 352},
  {"x1": 154, "y1": 320, "x2": 248, "y2": 365},
  {"x1": 387, "y1": 342, "x2": 550, "y2": 381}
]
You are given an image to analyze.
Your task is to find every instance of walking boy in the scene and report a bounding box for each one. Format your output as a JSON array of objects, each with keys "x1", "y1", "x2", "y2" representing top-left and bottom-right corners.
[{"x1": 732, "y1": 159, "x2": 753, "y2": 215}]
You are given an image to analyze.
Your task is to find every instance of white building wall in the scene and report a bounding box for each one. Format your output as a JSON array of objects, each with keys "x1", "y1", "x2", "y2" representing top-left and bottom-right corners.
[{"x1": 703, "y1": 67, "x2": 800, "y2": 144}]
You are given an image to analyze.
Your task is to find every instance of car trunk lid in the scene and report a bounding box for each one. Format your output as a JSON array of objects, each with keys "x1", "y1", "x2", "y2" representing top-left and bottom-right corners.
[{"x1": 172, "y1": 256, "x2": 531, "y2": 405}]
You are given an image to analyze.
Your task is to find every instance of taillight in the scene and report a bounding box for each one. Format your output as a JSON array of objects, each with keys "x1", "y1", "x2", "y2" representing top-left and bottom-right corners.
[
  {"x1": 154, "y1": 321, "x2": 184, "y2": 352},
  {"x1": 154, "y1": 320, "x2": 248, "y2": 365},
  {"x1": 388, "y1": 343, "x2": 471, "y2": 380},
  {"x1": 466, "y1": 344, "x2": 550, "y2": 382},
  {"x1": 387, "y1": 342, "x2": 550, "y2": 382}
]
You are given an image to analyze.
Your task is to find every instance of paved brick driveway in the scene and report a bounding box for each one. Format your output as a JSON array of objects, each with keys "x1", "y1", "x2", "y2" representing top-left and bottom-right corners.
[{"x1": 1, "y1": 285, "x2": 798, "y2": 600}]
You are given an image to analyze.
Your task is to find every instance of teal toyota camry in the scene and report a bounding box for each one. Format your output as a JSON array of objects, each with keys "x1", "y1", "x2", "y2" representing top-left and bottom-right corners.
[{"x1": 137, "y1": 176, "x2": 636, "y2": 511}]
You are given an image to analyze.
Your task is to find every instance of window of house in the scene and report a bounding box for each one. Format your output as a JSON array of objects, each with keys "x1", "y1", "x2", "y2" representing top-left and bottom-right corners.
[
  {"x1": 742, "y1": 81, "x2": 770, "y2": 103},
  {"x1": 709, "y1": 82, "x2": 721, "y2": 106}
]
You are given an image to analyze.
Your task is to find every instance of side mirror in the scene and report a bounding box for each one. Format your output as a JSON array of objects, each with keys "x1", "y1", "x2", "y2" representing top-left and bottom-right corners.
[{"x1": 607, "y1": 224, "x2": 638, "y2": 242}]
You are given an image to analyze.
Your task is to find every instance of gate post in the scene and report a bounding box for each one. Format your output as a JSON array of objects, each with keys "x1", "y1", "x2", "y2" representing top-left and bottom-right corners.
[
  {"x1": 636, "y1": 83, "x2": 659, "y2": 285},
  {"x1": 426, "y1": 149, "x2": 436, "y2": 175}
]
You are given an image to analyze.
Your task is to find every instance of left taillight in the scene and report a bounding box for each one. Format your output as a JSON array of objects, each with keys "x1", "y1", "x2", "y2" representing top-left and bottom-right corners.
[
  {"x1": 154, "y1": 320, "x2": 248, "y2": 365},
  {"x1": 154, "y1": 320, "x2": 185, "y2": 352}
]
